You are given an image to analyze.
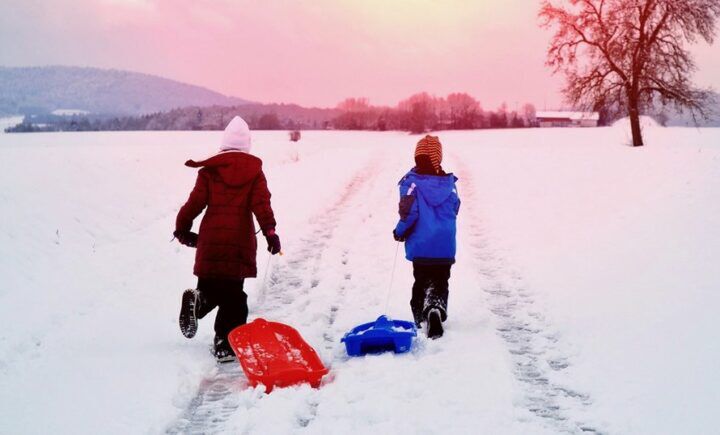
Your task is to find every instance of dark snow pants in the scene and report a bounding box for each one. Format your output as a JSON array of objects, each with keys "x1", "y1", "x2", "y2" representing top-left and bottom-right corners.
[
  {"x1": 196, "y1": 278, "x2": 248, "y2": 340},
  {"x1": 410, "y1": 263, "x2": 451, "y2": 325}
]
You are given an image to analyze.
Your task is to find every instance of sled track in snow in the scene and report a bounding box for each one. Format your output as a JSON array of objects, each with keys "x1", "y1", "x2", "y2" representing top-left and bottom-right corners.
[
  {"x1": 257, "y1": 159, "x2": 383, "y2": 430},
  {"x1": 455, "y1": 160, "x2": 603, "y2": 434},
  {"x1": 166, "y1": 160, "x2": 382, "y2": 434},
  {"x1": 166, "y1": 363, "x2": 247, "y2": 434}
]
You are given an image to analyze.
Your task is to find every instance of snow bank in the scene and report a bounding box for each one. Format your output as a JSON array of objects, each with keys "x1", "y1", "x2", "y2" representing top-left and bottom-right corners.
[
  {"x1": 611, "y1": 115, "x2": 661, "y2": 129},
  {"x1": 609, "y1": 115, "x2": 665, "y2": 145}
]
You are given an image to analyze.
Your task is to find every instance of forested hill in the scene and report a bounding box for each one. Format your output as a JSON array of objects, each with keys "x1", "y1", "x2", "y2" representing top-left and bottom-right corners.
[{"x1": 0, "y1": 66, "x2": 251, "y2": 116}]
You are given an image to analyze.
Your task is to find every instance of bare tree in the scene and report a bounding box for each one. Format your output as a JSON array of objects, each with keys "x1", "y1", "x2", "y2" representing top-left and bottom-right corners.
[
  {"x1": 522, "y1": 103, "x2": 538, "y2": 126},
  {"x1": 337, "y1": 97, "x2": 370, "y2": 112},
  {"x1": 447, "y1": 93, "x2": 481, "y2": 129},
  {"x1": 336, "y1": 97, "x2": 373, "y2": 129},
  {"x1": 398, "y1": 93, "x2": 439, "y2": 133},
  {"x1": 540, "y1": 0, "x2": 720, "y2": 146}
]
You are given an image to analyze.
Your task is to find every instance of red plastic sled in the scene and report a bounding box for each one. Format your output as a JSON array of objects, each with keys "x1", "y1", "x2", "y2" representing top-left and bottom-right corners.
[{"x1": 228, "y1": 318, "x2": 328, "y2": 392}]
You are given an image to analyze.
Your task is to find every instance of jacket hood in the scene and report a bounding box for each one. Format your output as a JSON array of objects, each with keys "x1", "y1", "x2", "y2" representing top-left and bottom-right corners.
[
  {"x1": 185, "y1": 151, "x2": 262, "y2": 186},
  {"x1": 220, "y1": 116, "x2": 252, "y2": 153},
  {"x1": 406, "y1": 169, "x2": 458, "y2": 206}
]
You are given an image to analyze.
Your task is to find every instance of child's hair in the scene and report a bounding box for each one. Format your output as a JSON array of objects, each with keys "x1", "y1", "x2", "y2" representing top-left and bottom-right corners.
[{"x1": 415, "y1": 155, "x2": 439, "y2": 175}]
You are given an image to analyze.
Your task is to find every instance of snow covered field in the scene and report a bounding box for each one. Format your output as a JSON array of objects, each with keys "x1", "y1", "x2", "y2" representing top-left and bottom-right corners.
[{"x1": 1, "y1": 126, "x2": 718, "y2": 434}]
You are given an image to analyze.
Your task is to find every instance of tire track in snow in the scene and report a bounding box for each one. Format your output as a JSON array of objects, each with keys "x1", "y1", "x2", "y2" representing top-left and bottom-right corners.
[
  {"x1": 258, "y1": 160, "x2": 381, "y2": 323},
  {"x1": 453, "y1": 158, "x2": 603, "y2": 434},
  {"x1": 166, "y1": 363, "x2": 248, "y2": 435},
  {"x1": 255, "y1": 160, "x2": 384, "y2": 430},
  {"x1": 166, "y1": 159, "x2": 383, "y2": 434},
  {"x1": 258, "y1": 157, "x2": 391, "y2": 431}
]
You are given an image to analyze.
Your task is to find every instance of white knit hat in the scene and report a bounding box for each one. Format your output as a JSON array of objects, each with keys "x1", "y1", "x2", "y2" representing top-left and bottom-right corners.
[{"x1": 219, "y1": 116, "x2": 252, "y2": 153}]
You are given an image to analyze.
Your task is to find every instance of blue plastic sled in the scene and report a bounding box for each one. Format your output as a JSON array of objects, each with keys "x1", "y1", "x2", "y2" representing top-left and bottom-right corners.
[{"x1": 341, "y1": 315, "x2": 417, "y2": 357}]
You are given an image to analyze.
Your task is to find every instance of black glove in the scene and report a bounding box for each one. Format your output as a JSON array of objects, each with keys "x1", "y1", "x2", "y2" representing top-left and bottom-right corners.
[
  {"x1": 174, "y1": 230, "x2": 198, "y2": 248},
  {"x1": 265, "y1": 231, "x2": 281, "y2": 255},
  {"x1": 393, "y1": 229, "x2": 406, "y2": 242}
]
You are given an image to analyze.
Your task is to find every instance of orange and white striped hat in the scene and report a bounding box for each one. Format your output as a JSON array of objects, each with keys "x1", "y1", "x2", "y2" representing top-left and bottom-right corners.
[{"x1": 415, "y1": 135, "x2": 443, "y2": 171}]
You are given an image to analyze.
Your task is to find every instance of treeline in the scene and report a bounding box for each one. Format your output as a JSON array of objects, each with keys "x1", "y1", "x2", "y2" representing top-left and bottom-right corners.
[
  {"x1": 6, "y1": 103, "x2": 339, "y2": 133},
  {"x1": 334, "y1": 93, "x2": 537, "y2": 132},
  {"x1": 6, "y1": 93, "x2": 538, "y2": 133}
]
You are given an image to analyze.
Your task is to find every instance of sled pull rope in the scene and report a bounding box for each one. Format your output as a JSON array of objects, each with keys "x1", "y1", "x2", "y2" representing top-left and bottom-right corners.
[
  {"x1": 258, "y1": 253, "x2": 273, "y2": 305},
  {"x1": 384, "y1": 241, "x2": 401, "y2": 313}
]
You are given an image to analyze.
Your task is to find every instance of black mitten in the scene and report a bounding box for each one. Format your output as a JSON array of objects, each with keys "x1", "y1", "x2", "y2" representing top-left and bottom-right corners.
[
  {"x1": 174, "y1": 230, "x2": 198, "y2": 248},
  {"x1": 266, "y1": 233, "x2": 281, "y2": 255}
]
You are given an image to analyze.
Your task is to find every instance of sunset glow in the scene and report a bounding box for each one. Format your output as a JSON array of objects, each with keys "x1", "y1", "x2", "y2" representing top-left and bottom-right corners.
[{"x1": 1, "y1": 0, "x2": 719, "y2": 108}]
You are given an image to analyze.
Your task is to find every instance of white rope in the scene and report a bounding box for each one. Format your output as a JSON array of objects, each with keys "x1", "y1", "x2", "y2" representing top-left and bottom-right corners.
[
  {"x1": 257, "y1": 253, "x2": 273, "y2": 305},
  {"x1": 383, "y1": 241, "x2": 401, "y2": 314}
]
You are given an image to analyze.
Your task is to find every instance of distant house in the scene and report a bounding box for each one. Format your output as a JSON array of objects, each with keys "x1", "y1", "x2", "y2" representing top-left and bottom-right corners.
[{"x1": 536, "y1": 111, "x2": 599, "y2": 127}]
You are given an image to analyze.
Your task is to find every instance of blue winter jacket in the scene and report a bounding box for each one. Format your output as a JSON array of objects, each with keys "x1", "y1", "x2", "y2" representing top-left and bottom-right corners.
[{"x1": 394, "y1": 169, "x2": 460, "y2": 264}]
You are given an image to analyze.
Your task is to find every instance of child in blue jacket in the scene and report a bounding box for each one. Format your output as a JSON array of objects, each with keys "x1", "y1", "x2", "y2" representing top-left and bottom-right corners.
[{"x1": 393, "y1": 135, "x2": 460, "y2": 339}]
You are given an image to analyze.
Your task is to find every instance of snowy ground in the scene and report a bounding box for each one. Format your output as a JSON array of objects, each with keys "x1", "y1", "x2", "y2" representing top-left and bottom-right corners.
[{"x1": 1, "y1": 126, "x2": 718, "y2": 434}]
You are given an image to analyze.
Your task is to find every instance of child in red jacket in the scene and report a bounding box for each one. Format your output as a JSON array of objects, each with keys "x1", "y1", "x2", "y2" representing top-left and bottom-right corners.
[{"x1": 174, "y1": 116, "x2": 281, "y2": 362}]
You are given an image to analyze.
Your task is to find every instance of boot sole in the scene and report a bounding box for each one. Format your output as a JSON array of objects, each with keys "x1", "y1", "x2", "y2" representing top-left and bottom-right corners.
[
  {"x1": 216, "y1": 354, "x2": 237, "y2": 364},
  {"x1": 179, "y1": 289, "x2": 198, "y2": 339}
]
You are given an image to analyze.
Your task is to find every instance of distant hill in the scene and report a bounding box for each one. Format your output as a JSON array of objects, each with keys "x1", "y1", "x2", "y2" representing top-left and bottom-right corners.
[{"x1": 0, "y1": 66, "x2": 252, "y2": 116}]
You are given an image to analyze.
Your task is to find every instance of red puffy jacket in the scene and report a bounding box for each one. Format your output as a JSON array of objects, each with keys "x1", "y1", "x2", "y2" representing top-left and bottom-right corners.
[{"x1": 176, "y1": 151, "x2": 276, "y2": 279}]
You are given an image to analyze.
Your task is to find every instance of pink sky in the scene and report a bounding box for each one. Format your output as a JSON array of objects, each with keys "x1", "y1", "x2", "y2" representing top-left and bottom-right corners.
[{"x1": 2, "y1": 0, "x2": 720, "y2": 109}]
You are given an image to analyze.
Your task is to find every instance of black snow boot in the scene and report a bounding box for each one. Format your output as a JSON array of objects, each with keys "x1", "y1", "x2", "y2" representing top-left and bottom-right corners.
[
  {"x1": 426, "y1": 308, "x2": 444, "y2": 339},
  {"x1": 213, "y1": 336, "x2": 236, "y2": 363},
  {"x1": 412, "y1": 309, "x2": 424, "y2": 329},
  {"x1": 179, "y1": 288, "x2": 200, "y2": 339}
]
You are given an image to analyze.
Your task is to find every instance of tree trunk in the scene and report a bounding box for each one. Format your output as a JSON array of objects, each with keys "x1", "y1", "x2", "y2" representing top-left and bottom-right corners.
[
  {"x1": 628, "y1": 87, "x2": 644, "y2": 147},
  {"x1": 629, "y1": 108, "x2": 643, "y2": 146}
]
